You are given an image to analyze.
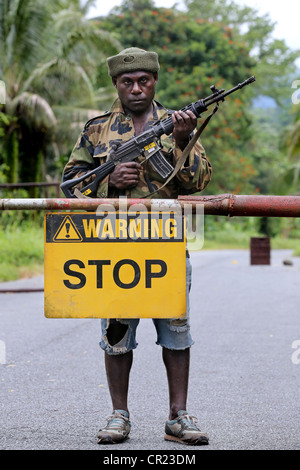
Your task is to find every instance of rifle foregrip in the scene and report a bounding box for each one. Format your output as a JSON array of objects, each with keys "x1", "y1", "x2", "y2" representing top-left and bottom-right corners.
[{"x1": 60, "y1": 159, "x2": 115, "y2": 198}]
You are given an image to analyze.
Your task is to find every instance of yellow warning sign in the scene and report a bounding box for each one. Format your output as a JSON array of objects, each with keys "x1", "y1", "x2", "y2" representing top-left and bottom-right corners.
[
  {"x1": 53, "y1": 216, "x2": 82, "y2": 242},
  {"x1": 44, "y1": 212, "x2": 186, "y2": 319}
]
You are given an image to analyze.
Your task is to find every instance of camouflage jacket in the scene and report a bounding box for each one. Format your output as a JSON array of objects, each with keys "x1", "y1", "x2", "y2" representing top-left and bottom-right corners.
[{"x1": 63, "y1": 98, "x2": 212, "y2": 199}]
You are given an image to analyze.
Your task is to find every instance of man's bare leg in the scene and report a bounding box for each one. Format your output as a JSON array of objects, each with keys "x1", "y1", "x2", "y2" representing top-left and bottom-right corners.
[
  {"x1": 162, "y1": 347, "x2": 190, "y2": 419},
  {"x1": 104, "y1": 350, "x2": 132, "y2": 413},
  {"x1": 162, "y1": 347, "x2": 209, "y2": 445},
  {"x1": 104, "y1": 323, "x2": 132, "y2": 413},
  {"x1": 97, "y1": 324, "x2": 132, "y2": 444}
]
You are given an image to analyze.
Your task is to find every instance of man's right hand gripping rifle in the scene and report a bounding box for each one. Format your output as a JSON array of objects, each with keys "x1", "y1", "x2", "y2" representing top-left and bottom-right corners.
[{"x1": 107, "y1": 108, "x2": 197, "y2": 191}]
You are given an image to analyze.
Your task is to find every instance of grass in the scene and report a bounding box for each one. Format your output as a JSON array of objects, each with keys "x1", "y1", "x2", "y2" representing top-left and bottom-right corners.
[
  {"x1": 196, "y1": 233, "x2": 300, "y2": 251},
  {"x1": 188, "y1": 218, "x2": 300, "y2": 252},
  {"x1": 197, "y1": 234, "x2": 300, "y2": 250},
  {"x1": 0, "y1": 224, "x2": 44, "y2": 282},
  {"x1": 0, "y1": 220, "x2": 299, "y2": 282}
]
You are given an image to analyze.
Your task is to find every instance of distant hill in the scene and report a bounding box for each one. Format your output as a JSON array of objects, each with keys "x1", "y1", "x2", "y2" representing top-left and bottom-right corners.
[{"x1": 252, "y1": 95, "x2": 277, "y2": 109}]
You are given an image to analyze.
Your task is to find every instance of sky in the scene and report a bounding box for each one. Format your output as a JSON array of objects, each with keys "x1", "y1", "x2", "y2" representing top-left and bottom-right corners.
[{"x1": 87, "y1": 0, "x2": 300, "y2": 57}]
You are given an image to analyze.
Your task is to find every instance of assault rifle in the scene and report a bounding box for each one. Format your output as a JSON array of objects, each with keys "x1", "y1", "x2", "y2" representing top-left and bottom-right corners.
[{"x1": 61, "y1": 76, "x2": 255, "y2": 198}]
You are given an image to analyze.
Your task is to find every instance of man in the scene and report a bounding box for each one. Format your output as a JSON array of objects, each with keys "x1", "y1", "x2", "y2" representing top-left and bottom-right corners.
[{"x1": 63, "y1": 47, "x2": 211, "y2": 446}]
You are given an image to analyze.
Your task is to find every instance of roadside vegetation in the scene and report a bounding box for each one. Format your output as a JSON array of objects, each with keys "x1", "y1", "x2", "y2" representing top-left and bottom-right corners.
[{"x1": 0, "y1": 223, "x2": 44, "y2": 282}]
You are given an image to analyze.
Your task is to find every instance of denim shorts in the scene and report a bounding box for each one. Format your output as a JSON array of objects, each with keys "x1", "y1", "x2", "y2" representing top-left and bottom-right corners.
[{"x1": 100, "y1": 257, "x2": 194, "y2": 355}]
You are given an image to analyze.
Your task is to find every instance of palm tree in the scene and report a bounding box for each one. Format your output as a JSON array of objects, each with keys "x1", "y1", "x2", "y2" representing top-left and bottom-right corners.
[{"x1": 0, "y1": 0, "x2": 120, "y2": 188}]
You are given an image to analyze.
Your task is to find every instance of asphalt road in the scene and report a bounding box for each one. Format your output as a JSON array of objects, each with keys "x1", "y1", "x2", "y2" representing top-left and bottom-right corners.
[{"x1": 0, "y1": 249, "x2": 299, "y2": 451}]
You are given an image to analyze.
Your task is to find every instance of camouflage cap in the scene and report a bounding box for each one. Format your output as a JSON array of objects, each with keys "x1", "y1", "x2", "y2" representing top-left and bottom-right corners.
[{"x1": 107, "y1": 47, "x2": 160, "y2": 77}]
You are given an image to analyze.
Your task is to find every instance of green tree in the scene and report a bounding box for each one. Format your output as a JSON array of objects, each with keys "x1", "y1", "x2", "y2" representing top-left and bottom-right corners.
[
  {"x1": 0, "y1": 0, "x2": 120, "y2": 188},
  {"x1": 277, "y1": 101, "x2": 300, "y2": 194},
  {"x1": 185, "y1": 0, "x2": 299, "y2": 105},
  {"x1": 184, "y1": 0, "x2": 299, "y2": 200}
]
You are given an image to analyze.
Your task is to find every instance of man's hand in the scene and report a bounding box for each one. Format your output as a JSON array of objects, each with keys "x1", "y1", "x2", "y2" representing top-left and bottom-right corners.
[
  {"x1": 172, "y1": 110, "x2": 197, "y2": 150},
  {"x1": 108, "y1": 162, "x2": 142, "y2": 189}
]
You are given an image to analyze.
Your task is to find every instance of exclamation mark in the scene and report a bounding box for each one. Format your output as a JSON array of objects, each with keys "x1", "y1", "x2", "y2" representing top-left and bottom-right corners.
[{"x1": 65, "y1": 222, "x2": 70, "y2": 238}]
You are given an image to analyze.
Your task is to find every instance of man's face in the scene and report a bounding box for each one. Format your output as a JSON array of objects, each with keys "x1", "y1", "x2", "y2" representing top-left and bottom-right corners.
[{"x1": 113, "y1": 71, "x2": 158, "y2": 115}]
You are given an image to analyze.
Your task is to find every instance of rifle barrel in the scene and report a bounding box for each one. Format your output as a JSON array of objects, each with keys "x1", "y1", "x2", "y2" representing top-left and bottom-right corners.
[{"x1": 204, "y1": 76, "x2": 256, "y2": 107}]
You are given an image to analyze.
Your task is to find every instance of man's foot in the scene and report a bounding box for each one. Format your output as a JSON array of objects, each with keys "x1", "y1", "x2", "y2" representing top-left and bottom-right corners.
[
  {"x1": 164, "y1": 410, "x2": 209, "y2": 445},
  {"x1": 97, "y1": 409, "x2": 131, "y2": 444}
]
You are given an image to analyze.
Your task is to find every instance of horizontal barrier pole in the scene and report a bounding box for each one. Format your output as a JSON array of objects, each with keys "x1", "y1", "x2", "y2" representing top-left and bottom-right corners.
[
  {"x1": 0, "y1": 287, "x2": 43, "y2": 293},
  {"x1": 0, "y1": 194, "x2": 300, "y2": 217},
  {"x1": 179, "y1": 194, "x2": 300, "y2": 217}
]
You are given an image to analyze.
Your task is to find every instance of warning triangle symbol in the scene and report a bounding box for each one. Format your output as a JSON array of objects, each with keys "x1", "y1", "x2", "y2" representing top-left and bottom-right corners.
[{"x1": 53, "y1": 216, "x2": 83, "y2": 242}]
